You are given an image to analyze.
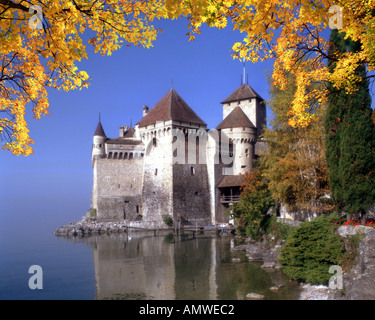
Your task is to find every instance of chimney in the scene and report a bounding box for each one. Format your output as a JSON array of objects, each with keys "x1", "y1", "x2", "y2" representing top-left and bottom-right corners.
[
  {"x1": 143, "y1": 105, "x2": 149, "y2": 117},
  {"x1": 119, "y1": 125, "x2": 129, "y2": 137}
]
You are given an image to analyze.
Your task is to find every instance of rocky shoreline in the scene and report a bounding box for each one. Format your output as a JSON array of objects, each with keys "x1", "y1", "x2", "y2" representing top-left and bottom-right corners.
[
  {"x1": 54, "y1": 218, "x2": 135, "y2": 236},
  {"x1": 233, "y1": 226, "x2": 375, "y2": 300},
  {"x1": 54, "y1": 217, "x2": 225, "y2": 237}
]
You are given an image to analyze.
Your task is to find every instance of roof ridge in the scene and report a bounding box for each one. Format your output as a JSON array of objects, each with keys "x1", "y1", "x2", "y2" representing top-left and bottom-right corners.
[
  {"x1": 221, "y1": 83, "x2": 264, "y2": 104},
  {"x1": 137, "y1": 89, "x2": 206, "y2": 128}
]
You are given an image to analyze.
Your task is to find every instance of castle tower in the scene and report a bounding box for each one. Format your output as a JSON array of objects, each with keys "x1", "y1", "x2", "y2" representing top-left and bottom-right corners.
[
  {"x1": 91, "y1": 116, "x2": 107, "y2": 215},
  {"x1": 92, "y1": 115, "x2": 107, "y2": 162},
  {"x1": 136, "y1": 89, "x2": 210, "y2": 226},
  {"x1": 220, "y1": 83, "x2": 266, "y2": 137},
  {"x1": 216, "y1": 106, "x2": 257, "y2": 175}
]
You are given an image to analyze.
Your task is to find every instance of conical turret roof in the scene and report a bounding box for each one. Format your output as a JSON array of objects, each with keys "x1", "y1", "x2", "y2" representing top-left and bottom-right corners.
[
  {"x1": 94, "y1": 120, "x2": 106, "y2": 137},
  {"x1": 216, "y1": 106, "x2": 255, "y2": 130},
  {"x1": 137, "y1": 89, "x2": 206, "y2": 128}
]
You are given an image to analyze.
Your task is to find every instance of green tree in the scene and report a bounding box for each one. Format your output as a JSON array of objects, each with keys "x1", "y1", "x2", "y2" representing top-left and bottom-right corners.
[
  {"x1": 232, "y1": 168, "x2": 274, "y2": 240},
  {"x1": 325, "y1": 30, "x2": 375, "y2": 221}
]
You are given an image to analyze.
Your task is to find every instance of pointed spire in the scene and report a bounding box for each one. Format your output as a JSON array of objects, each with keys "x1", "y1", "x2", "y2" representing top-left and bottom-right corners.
[
  {"x1": 242, "y1": 59, "x2": 246, "y2": 86},
  {"x1": 94, "y1": 112, "x2": 106, "y2": 137}
]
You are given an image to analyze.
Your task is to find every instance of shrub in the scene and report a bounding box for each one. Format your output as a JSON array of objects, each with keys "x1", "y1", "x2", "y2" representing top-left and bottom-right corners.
[
  {"x1": 163, "y1": 215, "x2": 173, "y2": 226},
  {"x1": 279, "y1": 215, "x2": 345, "y2": 285}
]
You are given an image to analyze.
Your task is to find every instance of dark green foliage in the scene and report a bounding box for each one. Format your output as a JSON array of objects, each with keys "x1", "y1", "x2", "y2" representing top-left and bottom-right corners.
[
  {"x1": 163, "y1": 215, "x2": 173, "y2": 226},
  {"x1": 232, "y1": 168, "x2": 275, "y2": 240},
  {"x1": 325, "y1": 30, "x2": 375, "y2": 216},
  {"x1": 279, "y1": 215, "x2": 345, "y2": 284}
]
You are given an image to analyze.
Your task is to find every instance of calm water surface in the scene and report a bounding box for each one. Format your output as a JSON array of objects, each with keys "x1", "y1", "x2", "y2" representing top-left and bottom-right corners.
[
  {"x1": 68, "y1": 231, "x2": 300, "y2": 300},
  {"x1": 0, "y1": 227, "x2": 301, "y2": 300}
]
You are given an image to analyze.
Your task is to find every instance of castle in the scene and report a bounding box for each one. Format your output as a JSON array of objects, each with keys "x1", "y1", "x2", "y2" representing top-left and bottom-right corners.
[{"x1": 90, "y1": 83, "x2": 266, "y2": 228}]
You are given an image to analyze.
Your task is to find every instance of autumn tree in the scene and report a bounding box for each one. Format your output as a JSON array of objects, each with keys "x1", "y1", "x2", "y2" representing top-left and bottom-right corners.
[
  {"x1": 260, "y1": 72, "x2": 331, "y2": 215},
  {"x1": 325, "y1": 29, "x2": 375, "y2": 220},
  {"x1": 0, "y1": 0, "x2": 166, "y2": 155},
  {"x1": 166, "y1": 0, "x2": 375, "y2": 127},
  {"x1": 3, "y1": 0, "x2": 375, "y2": 155}
]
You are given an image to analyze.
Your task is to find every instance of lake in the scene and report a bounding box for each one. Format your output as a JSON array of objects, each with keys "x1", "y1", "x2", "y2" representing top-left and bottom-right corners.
[{"x1": 0, "y1": 223, "x2": 301, "y2": 300}]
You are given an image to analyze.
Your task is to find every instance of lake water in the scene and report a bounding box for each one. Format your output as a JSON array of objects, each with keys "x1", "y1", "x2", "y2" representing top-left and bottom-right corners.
[{"x1": 0, "y1": 224, "x2": 301, "y2": 300}]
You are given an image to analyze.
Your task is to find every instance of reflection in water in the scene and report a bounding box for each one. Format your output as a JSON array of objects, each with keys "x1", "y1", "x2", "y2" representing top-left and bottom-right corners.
[{"x1": 86, "y1": 232, "x2": 300, "y2": 300}]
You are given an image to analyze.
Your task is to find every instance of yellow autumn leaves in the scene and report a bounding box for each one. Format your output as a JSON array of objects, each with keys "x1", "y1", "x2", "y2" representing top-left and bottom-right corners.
[{"x1": 1, "y1": 0, "x2": 375, "y2": 155}]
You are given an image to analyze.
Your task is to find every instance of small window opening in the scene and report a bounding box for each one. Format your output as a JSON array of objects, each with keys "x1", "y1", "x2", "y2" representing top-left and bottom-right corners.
[{"x1": 191, "y1": 166, "x2": 195, "y2": 176}]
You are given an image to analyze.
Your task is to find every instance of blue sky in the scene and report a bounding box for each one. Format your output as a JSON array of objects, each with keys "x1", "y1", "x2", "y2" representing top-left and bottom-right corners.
[{"x1": 0, "y1": 18, "x2": 274, "y2": 231}]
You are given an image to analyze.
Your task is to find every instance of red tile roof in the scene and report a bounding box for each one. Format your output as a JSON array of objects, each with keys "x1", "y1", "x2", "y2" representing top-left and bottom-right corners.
[
  {"x1": 221, "y1": 84, "x2": 264, "y2": 104},
  {"x1": 216, "y1": 106, "x2": 255, "y2": 130},
  {"x1": 137, "y1": 89, "x2": 206, "y2": 128}
]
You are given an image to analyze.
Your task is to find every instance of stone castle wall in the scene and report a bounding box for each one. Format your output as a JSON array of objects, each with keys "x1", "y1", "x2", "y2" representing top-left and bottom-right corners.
[
  {"x1": 172, "y1": 164, "x2": 211, "y2": 226},
  {"x1": 94, "y1": 157, "x2": 143, "y2": 221}
]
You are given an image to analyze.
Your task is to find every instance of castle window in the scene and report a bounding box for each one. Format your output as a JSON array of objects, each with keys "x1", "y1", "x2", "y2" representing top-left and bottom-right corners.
[
  {"x1": 136, "y1": 205, "x2": 139, "y2": 214},
  {"x1": 191, "y1": 166, "x2": 195, "y2": 176},
  {"x1": 114, "y1": 152, "x2": 118, "y2": 159},
  {"x1": 99, "y1": 144, "x2": 102, "y2": 148},
  {"x1": 195, "y1": 191, "x2": 199, "y2": 196},
  {"x1": 155, "y1": 168, "x2": 158, "y2": 176},
  {"x1": 153, "y1": 137, "x2": 157, "y2": 147},
  {"x1": 129, "y1": 153, "x2": 133, "y2": 160},
  {"x1": 119, "y1": 153, "x2": 123, "y2": 159},
  {"x1": 108, "y1": 152, "x2": 113, "y2": 159},
  {"x1": 124, "y1": 152, "x2": 128, "y2": 159},
  {"x1": 245, "y1": 149, "x2": 249, "y2": 158}
]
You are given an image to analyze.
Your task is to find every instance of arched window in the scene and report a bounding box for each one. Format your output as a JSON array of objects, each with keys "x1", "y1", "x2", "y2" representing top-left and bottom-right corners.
[
  {"x1": 108, "y1": 152, "x2": 113, "y2": 159},
  {"x1": 114, "y1": 152, "x2": 118, "y2": 159},
  {"x1": 124, "y1": 152, "x2": 128, "y2": 159},
  {"x1": 129, "y1": 153, "x2": 133, "y2": 160}
]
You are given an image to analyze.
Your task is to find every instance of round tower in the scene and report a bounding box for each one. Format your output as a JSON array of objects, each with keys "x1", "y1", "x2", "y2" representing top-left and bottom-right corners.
[
  {"x1": 216, "y1": 106, "x2": 257, "y2": 175},
  {"x1": 92, "y1": 115, "x2": 106, "y2": 161}
]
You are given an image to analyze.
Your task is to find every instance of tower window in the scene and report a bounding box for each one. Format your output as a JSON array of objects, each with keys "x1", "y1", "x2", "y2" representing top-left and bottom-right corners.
[
  {"x1": 153, "y1": 137, "x2": 157, "y2": 147},
  {"x1": 245, "y1": 149, "x2": 249, "y2": 158},
  {"x1": 136, "y1": 205, "x2": 139, "y2": 214},
  {"x1": 155, "y1": 168, "x2": 158, "y2": 176},
  {"x1": 191, "y1": 167, "x2": 195, "y2": 176}
]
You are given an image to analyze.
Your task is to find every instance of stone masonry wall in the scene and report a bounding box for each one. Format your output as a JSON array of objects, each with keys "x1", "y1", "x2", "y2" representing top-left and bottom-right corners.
[
  {"x1": 95, "y1": 157, "x2": 143, "y2": 221},
  {"x1": 172, "y1": 164, "x2": 211, "y2": 227}
]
